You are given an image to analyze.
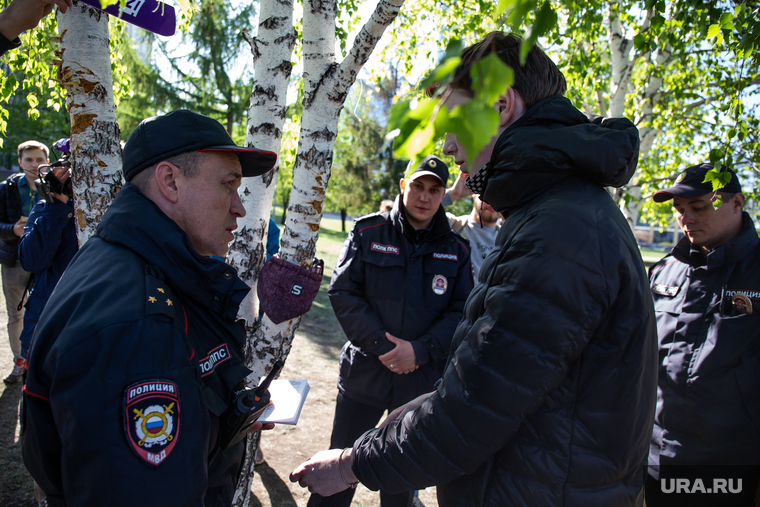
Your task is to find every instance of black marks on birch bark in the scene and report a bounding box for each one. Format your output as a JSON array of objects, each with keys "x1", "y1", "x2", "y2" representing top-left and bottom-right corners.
[
  {"x1": 307, "y1": 0, "x2": 336, "y2": 18},
  {"x1": 261, "y1": 15, "x2": 288, "y2": 30},
  {"x1": 253, "y1": 84, "x2": 277, "y2": 102},
  {"x1": 272, "y1": 60, "x2": 293, "y2": 78},
  {"x1": 230, "y1": 222, "x2": 267, "y2": 282},
  {"x1": 249, "y1": 122, "x2": 282, "y2": 139},
  {"x1": 306, "y1": 127, "x2": 336, "y2": 142},
  {"x1": 262, "y1": 166, "x2": 278, "y2": 187},
  {"x1": 303, "y1": 62, "x2": 338, "y2": 109},
  {"x1": 274, "y1": 29, "x2": 297, "y2": 49},
  {"x1": 297, "y1": 145, "x2": 333, "y2": 173}
]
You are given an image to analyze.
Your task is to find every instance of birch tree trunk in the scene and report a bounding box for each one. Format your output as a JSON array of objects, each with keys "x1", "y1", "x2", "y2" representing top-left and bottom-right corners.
[
  {"x1": 231, "y1": 0, "x2": 405, "y2": 503},
  {"x1": 620, "y1": 37, "x2": 674, "y2": 229},
  {"x1": 55, "y1": 3, "x2": 123, "y2": 245},
  {"x1": 607, "y1": 5, "x2": 674, "y2": 231},
  {"x1": 228, "y1": 2, "x2": 296, "y2": 502}
]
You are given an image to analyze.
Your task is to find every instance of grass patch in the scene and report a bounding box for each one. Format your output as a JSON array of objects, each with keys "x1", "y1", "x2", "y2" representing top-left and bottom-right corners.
[{"x1": 640, "y1": 247, "x2": 669, "y2": 266}]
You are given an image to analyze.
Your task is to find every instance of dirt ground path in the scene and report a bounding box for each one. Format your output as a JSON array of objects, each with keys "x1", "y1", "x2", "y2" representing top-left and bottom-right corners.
[{"x1": 0, "y1": 216, "x2": 438, "y2": 507}]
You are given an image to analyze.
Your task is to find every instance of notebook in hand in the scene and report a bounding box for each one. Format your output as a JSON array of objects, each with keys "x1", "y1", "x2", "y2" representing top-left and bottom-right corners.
[{"x1": 258, "y1": 379, "x2": 310, "y2": 425}]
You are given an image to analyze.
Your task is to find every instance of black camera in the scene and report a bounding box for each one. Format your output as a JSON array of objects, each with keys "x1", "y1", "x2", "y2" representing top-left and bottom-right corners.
[{"x1": 35, "y1": 138, "x2": 73, "y2": 203}]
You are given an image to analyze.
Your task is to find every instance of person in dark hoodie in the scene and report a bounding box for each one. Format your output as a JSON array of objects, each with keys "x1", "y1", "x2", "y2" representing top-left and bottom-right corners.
[
  {"x1": 22, "y1": 110, "x2": 278, "y2": 507},
  {"x1": 291, "y1": 32, "x2": 658, "y2": 507}
]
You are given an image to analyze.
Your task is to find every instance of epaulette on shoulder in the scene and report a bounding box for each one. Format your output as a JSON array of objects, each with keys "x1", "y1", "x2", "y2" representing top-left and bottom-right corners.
[
  {"x1": 451, "y1": 230, "x2": 469, "y2": 243},
  {"x1": 354, "y1": 211, "x2": 390, "y2": 233},
  {"x1": 144, "y1": 265, "x2": 178, "y2": 320},
  {"x1": 355, "y1": 211, "x2": 387, "y2": 224},
  {"x1": 450, "y1": 231, "x2": 471, "y2": 253}
]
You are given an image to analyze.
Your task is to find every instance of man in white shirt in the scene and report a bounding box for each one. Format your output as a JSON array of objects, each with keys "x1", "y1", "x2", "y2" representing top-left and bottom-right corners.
[{"x1": 441, "y1": 171, "x2": 501, "y2": 281}]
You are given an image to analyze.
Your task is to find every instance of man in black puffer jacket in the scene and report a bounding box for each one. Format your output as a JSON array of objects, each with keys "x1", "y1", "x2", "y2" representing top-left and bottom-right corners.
[{"x1": 292, "y1": 32, "x2": 658, "y2": 507}]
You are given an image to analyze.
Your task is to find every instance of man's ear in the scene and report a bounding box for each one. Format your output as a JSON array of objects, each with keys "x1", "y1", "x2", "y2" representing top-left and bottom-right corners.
[
  {"x1": 732, "y1": 193, "x2": 746, "y2": 213},
  {"x1": 496, "y1": 88, "x2": 525, "y2": 128},
  {"x1": 154, "y1": 162, "x2": 181, "y2": 204},
  {"x1": 399, "y1": 178, "x2": 406, "y2": 194}
]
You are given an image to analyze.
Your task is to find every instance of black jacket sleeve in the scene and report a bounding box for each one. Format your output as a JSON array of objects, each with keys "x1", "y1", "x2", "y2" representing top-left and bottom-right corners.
[
  {"x1": 328, "y1": 226, "x2": 393, "y2": 355},
  {"x1": 0, "y1": 180, "x2": 18, "y2": 241},
  {"x1": 0, "y1": 31, "x2": 21, "y2": 56}
]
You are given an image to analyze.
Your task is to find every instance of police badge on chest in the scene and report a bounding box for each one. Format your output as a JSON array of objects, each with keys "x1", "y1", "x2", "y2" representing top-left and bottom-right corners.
[{"x1": 432, "y1": 274, "x2": 448, "y2": 295}]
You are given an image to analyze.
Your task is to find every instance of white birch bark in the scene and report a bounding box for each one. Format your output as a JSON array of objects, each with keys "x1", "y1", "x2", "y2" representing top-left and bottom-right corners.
[
  {"x1": 231, "y1": 1, "x2": 405, "y2": 503},
  {"x1": 55, "y1": 3, "x2": 123, "y2": 246},
  {"x1": 228, "y1": 2, "x2": 296, "y2": 503},
  {"x1": 607, "y1": 1, "x2": 637, "y2": 118},
  {"x1": 621, "y1": 24, "x2": 674, "y2": 229}
]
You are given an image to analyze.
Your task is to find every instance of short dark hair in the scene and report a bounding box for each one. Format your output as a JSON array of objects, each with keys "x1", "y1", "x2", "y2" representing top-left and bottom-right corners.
[
  {"x1": 17, "y1": 140, "x2": 49, "y2": 159},
  {"x1": 130, "y1": 151, "x2": 207, "y2": 192},
  {"x1": 450, "y1": 32, "x2": 566, "y2": 109}
]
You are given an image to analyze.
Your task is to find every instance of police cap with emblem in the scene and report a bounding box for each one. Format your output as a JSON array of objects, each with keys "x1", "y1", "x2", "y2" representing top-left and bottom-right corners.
[
  {"x1": 405, "y1": 155, "x2": 449, "y2": 187},
  {"x1": 122, "y1": 109, "x2": 278, "y2": 181},
  {"x1": 653, "y1": 163, "x2": 742, "y2": 202}
]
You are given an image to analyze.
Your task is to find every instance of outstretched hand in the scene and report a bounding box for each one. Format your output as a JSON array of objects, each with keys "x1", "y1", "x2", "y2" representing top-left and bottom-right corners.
[
  {"x1": 379, "y1": 333, "x2": 417, "y2": 374},
  {"x1": 290, "y1": 448, "x2": 357, "y2": 497},
  {"x1": 0, "y1": 0, "x2": 73, "y2": 41}
]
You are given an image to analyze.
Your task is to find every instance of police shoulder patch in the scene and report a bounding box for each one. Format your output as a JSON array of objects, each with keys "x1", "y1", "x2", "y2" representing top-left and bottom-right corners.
[
  {"x1": 337, "y1": 238, "x2": 350, "y2": 266},
  {"x1": 124, "y1": 380, "x2": 180, "y2": 467}
]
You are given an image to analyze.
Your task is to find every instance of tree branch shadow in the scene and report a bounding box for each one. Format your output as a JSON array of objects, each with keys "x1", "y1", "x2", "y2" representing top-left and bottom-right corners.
[{"x1": 248, "y1": 461, "x2": 298, "y2": 507}]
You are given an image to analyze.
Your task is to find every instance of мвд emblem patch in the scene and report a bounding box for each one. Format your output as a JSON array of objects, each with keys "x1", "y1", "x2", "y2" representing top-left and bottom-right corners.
[
  {"x1": 124, "y1": 380, "x2": 180, "y2": 467},
  {"x1": 432, "y1": 274, "x2": 447, "y2": 295}
]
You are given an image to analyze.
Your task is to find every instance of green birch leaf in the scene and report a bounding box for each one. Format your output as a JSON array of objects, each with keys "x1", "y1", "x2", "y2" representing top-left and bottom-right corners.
[
  {"x1": 708, "y1": 148, "x2": 724, "y2": 165},
  {"x1": 445, "y1": 101, "x2": 500, "y2": 171},
  {"x1": 470, "y1": 53, "x2": 514, "y2": 105},
  {"x1": 707, "y1": 24, "x2": 721, "y2": 38},
  {"x1": 650, "y1": 15, "x2": 666, "y2": 33},
  {"x1": 495, "y1": 0, "x2": 519, "y2": 20},
  {"x1": 719, "y1": 13, "x2": 733, "y2": 29}
]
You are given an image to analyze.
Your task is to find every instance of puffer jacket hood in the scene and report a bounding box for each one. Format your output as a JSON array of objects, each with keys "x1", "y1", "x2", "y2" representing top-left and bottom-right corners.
[{"x1": 481, "y1": 95, "x2": 640, "y2": 214}]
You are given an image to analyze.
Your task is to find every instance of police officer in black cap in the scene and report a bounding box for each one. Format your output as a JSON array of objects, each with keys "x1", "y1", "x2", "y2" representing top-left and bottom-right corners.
[
  {"x1": 646, "y1": 163, "x2": 760, "y2": 505},
  {"x1": 22, "y1": 110, "x2": 277, "y2": 507},
  {"x1": 307, "y1": 156, "x2": 473, "y2": 507}
]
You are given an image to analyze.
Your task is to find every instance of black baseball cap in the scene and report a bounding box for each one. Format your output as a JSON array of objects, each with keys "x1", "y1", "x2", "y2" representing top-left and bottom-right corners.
[
  {"x1": 123, "y1": 109, "x2": 277, "y2": 181},
  {"x1": 653, "y1": 163, "x2": 743, "y2": 203},
  {"x1": 404, "y1": 155, "x2": 449, "y2": 186}
]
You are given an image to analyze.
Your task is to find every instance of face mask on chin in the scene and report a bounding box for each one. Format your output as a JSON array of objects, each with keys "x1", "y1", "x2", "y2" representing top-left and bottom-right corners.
[{"x1": 465, "y1": 162, "x2": 492, "y2": 197}]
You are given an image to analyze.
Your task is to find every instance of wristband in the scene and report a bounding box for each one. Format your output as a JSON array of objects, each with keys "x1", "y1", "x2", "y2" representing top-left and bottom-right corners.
[{"x1": 338, "y1": 448, "x2": 358, "y2": 489}]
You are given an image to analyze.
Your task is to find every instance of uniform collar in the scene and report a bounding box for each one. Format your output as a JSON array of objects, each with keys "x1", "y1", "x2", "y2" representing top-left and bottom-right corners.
[
  {"x1": 673, "y1": 212, "x2": 759, "y2": 270},
  {"x1": 96, "y1": 183, "x2": 250, "y2": 320}
]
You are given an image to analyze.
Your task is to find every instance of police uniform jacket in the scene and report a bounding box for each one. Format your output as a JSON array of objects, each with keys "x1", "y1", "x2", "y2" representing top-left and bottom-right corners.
[
  {"x1": 328, "y1": 198, "x2": 473, "y2": 409},
  {"x1": 351, "y1": 95, "x2": 658, "y2": 506},
  {"x1": 22, "y1": 183, "x2": 253, "y2": 507},
  {"x1": 649, "y1": 213, "x2": 760, "y2": 469}
]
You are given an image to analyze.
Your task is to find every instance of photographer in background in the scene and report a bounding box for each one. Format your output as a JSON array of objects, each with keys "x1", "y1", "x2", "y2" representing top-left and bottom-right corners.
[
  {"x1": 1, "y1": 140, "x2": 47, "y2": 384},
  {"x1": 18, "y1": 140, "x2": 78, "y2": 363}
]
